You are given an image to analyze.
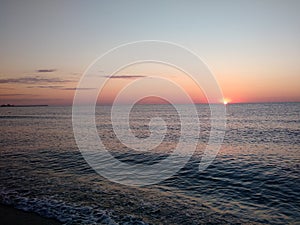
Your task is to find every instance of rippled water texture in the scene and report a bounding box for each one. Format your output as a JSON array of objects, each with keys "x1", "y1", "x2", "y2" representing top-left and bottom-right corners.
[{"x1": 0, "y1": 103, "x2": 299, "y2": 224}]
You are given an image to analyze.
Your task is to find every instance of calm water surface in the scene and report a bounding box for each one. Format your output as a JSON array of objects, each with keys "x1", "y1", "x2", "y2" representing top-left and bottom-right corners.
[{"x1": 0, "y1": 103, "x2": 299, "y2": 224}]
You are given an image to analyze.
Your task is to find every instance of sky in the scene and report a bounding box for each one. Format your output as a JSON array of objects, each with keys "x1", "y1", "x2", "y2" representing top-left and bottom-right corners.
[{"x1": 0, "y1": 0, "x2": 299, "y2": 105}]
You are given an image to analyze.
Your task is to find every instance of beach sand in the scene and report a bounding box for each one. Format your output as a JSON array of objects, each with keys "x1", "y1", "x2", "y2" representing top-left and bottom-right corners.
[{"x1": 0, "y1": 204, "x2": 62, "y2": 225}]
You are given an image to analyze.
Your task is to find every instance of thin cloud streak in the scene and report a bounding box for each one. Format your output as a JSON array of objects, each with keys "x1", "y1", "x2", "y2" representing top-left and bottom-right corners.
[
  {"x1": 103, "y1": 75, "x2": 147, "y2": 79},
  {"x1": 0, "y1": 87, "x2": 15, "y2": 90},
  {"x1": 27, "y1": 85, "x2": 64, "y2": 89},
  {"x1": 61, "y1": 87, "x2": 96, "y2": 90},
  {"x1": 0, "y1": 93, "x2": 38, "y2": 97},
  {"x1": 36, "y1": 69, "x2": 56, "y2": 73},
  {"x1": 26, "y1": 85, "x2": 96, "y2": 91},
  {"x1": 0, "y1": 77, "x2": 72, "y2": 84}
]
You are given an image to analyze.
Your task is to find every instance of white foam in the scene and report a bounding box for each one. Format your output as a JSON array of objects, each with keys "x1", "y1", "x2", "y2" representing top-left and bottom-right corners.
[{"x1": 0, "y1": 187, "x2": 118, "y2": 225}]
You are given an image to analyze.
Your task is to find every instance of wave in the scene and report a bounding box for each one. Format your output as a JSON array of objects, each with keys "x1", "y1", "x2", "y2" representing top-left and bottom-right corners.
[{"x1": 0, "y1": 187, "x2": 147, "y2": 225}]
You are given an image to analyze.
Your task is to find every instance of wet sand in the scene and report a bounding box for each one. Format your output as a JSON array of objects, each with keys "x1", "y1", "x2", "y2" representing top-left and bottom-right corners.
[{"x1": 0, "y1": 204, "x2": 61, "y2": 225}]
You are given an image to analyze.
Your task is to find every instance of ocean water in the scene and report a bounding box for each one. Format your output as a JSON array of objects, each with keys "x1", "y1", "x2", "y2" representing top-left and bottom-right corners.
[{"x1": 0, "y1": 103, "x2": 299, "y2": 224}]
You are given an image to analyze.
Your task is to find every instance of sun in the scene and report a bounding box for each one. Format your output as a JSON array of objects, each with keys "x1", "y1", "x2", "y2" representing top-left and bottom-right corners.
[{"x1": 222, "y1": 98, "x2": 230, "y2": 105}]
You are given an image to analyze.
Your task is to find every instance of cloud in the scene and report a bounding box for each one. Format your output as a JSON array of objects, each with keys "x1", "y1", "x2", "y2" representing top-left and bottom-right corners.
[
  {"x1": 60, "y1": 87, "x2": 96, "y2": 90},
  {"x1": 0, "y1": 77, "x2": 71, "y2": 84},
  {"x1": 27, "y1": 85, "x2": 64, "y2": 89},
  {"x1": 36, "y1": 69, "x2": 56, "y2": 73},
  {"x1": 0, "y1": 93, "x2": 38, "y2": 97},
  {"x1": 0, "y1": 87, "x2": 14, "y2": 90},
  {"x1": 103, "y1": 75, "x2": 147, "y2": 79},
  {"x1": 26, "y1": 85, "x2": 96, "y2": 91}
]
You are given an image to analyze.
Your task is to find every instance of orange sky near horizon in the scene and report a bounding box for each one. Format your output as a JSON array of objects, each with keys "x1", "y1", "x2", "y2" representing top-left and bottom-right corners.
[{"x1": 1, "y1": 61, "x2": 299, "y2": 106}]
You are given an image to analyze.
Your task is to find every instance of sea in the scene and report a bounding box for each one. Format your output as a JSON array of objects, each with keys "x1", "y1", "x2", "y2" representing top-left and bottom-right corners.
[{"x1": 0, "y1": 103, "x2": 299, "y2": 224}]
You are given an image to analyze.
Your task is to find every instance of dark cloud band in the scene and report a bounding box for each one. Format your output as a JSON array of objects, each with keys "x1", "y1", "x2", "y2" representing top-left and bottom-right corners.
[
  {"x1": 36, "y1": 69, "x2": 56, "y2": 73},
  {"x1": 103, "y1": 75, "x2": 146, "y2": 79},
  {"x1": 0, "y1": 77, "x2": 71, "y2": 84}
]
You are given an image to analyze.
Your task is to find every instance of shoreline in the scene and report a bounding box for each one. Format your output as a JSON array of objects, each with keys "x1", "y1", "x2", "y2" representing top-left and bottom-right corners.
[{"x1": 0, "y1": 204, "x2": 62, "y2": 225}]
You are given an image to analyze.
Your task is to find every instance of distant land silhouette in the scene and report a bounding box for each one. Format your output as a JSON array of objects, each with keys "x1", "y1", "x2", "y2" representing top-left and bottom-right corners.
[{"x1": 1, "y1": 104, "x2": 48, "y2": 107}]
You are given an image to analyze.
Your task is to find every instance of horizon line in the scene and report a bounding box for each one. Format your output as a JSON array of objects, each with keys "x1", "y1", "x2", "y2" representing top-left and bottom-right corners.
[{"x1": 2, "y1": 101, "x2": 299, "y2": 107}]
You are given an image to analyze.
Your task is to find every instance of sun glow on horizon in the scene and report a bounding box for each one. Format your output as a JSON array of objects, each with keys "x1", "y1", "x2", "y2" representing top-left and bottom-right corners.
[{"x1": 223, "y1": 98, "x2": 231, "y2": 105}]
